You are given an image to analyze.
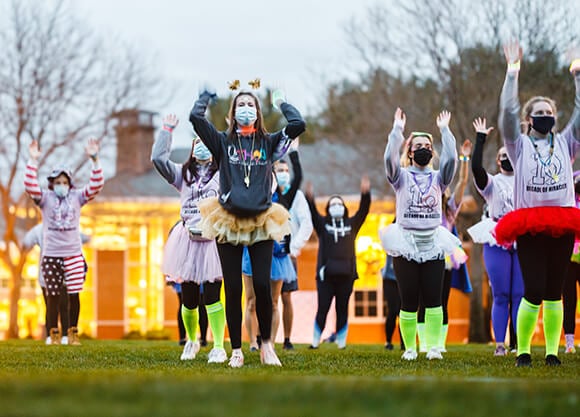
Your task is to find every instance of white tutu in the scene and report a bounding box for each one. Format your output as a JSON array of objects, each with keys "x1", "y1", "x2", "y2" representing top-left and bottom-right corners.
[
  {"x1": 467, "y1": 217, "x2": 498, "y2": 246},
  {"x1": 379, "y1": 224, "x2": 462, "y2": 263}
]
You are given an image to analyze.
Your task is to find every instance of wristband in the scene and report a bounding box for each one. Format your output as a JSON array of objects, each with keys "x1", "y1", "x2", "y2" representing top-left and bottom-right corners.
[
  {"x1": 570, "y1": 59, "x2": 580, "y2": 74},
  {"x1": 459, "y1": 155, "x2": 470, "y2": 162},
  {"x1": 90, "y1": 154, "x2": 98, "y2": 161},
  {"x1": 507, "y1": 61, "x2": 520, "y2": 72},
  {"x1": 163, "y1": 124, "x2": 175, "y2": 132}
]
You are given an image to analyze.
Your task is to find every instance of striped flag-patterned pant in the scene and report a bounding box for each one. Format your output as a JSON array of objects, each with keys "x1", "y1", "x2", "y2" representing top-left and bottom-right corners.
[{"x1": 41, "y1": 255, "x2": 87, "y2": 295}]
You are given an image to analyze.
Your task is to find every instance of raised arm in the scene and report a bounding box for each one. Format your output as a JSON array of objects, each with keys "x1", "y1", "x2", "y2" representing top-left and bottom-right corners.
[
  {"x1": 271, "y1": 91, "x2": 306, "y2": 160},
  {"x1": 24, "y1": 140, "x2": 43, "y2": 204},
  {"x1": 561, "y1": 58, "x2": 580, "y2": 148},
  {"x1": 189, "y1": 91, "x2": 222, "y2": 161},
  {"x1": 284, "y1": 141, "x2": 303, "y2": 206},
  {"x1": 81, "y1": 138, "x2": 104, "y2": 203},
  {"x1": 437, "y1": 111, "x2": 458, "y2": 187},
  {"x1": 151, "y1": 114, "x2": 181, "y2": 186},
  {"x1": 304, "y1": 181, "x2": 325, "y2": 235},
  {"x1": 453, "y1": 139, "x2": 472, "y2": 206},
  {"x1": 384, "y1": 107, "x2": 406, "y2": 187},
  {"x1": 499, "y1": 39, "x2": 523, "y2": 162},
  {"x1": 471, "y1": 117, "x2": 495, "y2": 190},
  {"x1": 351, "y1": 175, "x2": 371, "y2": 231}
]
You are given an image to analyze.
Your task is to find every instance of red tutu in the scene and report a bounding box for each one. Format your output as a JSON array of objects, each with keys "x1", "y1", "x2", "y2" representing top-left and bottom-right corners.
[{"x1": 494, "y1": 206, "x2": 580, "y2": 247}]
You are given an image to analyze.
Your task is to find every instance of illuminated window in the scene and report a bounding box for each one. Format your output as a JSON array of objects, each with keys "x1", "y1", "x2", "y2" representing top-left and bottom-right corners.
[{"x1": 354, "y1": 289, "x2": 379, "y2": 318}]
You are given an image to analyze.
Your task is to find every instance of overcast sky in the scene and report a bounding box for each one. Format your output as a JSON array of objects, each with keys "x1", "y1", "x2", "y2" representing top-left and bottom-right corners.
[{"x1": 72, "y1": 0, "x2": 378, "y2": 148}]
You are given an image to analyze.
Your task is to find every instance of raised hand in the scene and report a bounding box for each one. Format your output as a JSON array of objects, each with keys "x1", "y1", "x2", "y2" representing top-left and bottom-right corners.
[
  {"x1": 472, "y1": 117, "x2": 494, "y2": 135},
  {"x1": 272, "y1": 89, "x2": 286, "y2": 110},
  {"x1": 503, "y1": 39, "x2": 522, "y2": 65},
  {"x1": 461, "y1": 139, "x2": 473, "y2": 157},
  {"x1": 28, "y1": 140, "x2": 41, "y2": 161},
  {"x1": 85, "y1": 137, "x2": 100, "y2": 158},
  {"x1": 360, "y1": 175, "x2": 370, "y2": 193},
  {"x1": 163, "y1": 114, "x2": 179, "y2": 130},
  {"x1": 566, "y1": 46, "x2": 580, "y2": 74},
  {"x1": 393, "y1": 107, "x2": 406, "y2": 130},
  {"x1": 436, "y1": 110, "x2": 451, "y2": 129}
]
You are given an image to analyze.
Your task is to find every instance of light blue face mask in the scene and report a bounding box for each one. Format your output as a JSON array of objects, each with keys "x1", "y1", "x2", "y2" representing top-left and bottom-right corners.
[
  {"x1": 276, "y1": 172, "x2": 290, "y2": 188},
  {"x1": 193, "y1": 142, "x2": 211, "y2": 161},
  {"x1": 54, "y1": 184, "x2": 69, "y2": 198},
  {"x1": 234, "y1": 106, "x2": 257, "y2": 126}
]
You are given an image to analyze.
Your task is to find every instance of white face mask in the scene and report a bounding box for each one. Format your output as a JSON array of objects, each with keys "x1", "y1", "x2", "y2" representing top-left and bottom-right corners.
[
  {"x1": 235, "y1": 106, "x2": 257, "y2": 126},
  {"x1": 329, "y1": 204, "x2": 345, "y2": 218},
  {"x1": 193, "y1": 142, "x2": 211, "y2": 160},
  {"x1": 276, "y1": 172, "x2": 290, "y2": 188},
  {"x1": 54, "y1": 184, "x2": 69, "y2": 198}
]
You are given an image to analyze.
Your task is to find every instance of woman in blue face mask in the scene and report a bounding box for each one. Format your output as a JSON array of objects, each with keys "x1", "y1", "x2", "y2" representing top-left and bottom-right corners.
[
  {"x1": 190, "y1": 88, "x2": 305, "y2": 367},
  {"x1": 495, "y1": 39, "x2": 580, "y2": 367},
  {"x1": 152, "y1": 114, "x2": 227, "y2": 364}
]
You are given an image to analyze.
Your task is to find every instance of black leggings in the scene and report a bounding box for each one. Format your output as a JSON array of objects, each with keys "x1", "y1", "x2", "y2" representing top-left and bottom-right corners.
[
  {"x1": 392, "y1": 258, "x2": 445, "y2": 312},
  {"x1": 315, "y1": 275, "x2": 354, "y2": 334},
  {"x1": 180, "y1": 281, "x2": 221, "y2": 309},
  {"x1": 383, "y1": 279, "x2": 401, "y2": 344},
  {"x1": 563, "y1": 261, "x2": 580, "y2": 334},
  {"x1": 217, "y1": 240, "x2": 274, "y2": 349},
  {"x1": 418, "y1": 269, "x2": 452, "y2": 324},
  {"x1": 515, "y1": 233, "x2": 574, "y2": 305},
  {"x1": 43, "y1": 286, "x2": 69, "y2": 334},
  {"x1": 46, "y1": 291, "x2": 79, "y2": 331}
]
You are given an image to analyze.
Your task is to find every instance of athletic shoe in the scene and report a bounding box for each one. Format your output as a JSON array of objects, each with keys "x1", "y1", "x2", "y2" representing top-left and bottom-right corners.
[
  {"x1": 283, "y1": 340, "x2": 294, "y2": 350},
  {"x1": 516, "y1": 353, "x2": 532, "y2": 367},
  {"x1": 249, "y1": 346, "x2": 259, "y2": 352},
  {"x1": 324, "y1": 333, "x2": 337, "y2": 343},
  {"x1": 565, "y1": 346, "x2": 576, "y2": 354},
  {"x1": 494, "y1": 345, "x2": 507, "y2": 356},
  {"x1": 200, "y1": 339, "x2": 208, "y2": 347},
  {"x1": 401, "y1": 349, "x2": 418, "y2": 361},
  {"x1": 545, "y1": 354, "x2": 561, "y2": 366},
  {"x1": 178, "y1": 338, "x2": 187, "y2": 346},
  {"x1": 67, "y1": 327, "x2": 81, "y2": 346},
  {"x1": 180, "y1": 340, "x2": 200, "y2": 360},
  {"x1": 385, "y1": 343, "x2": 394, "y2": 351},
  {"x1": 61, "y1": 336, "x2": 69, "y2": 345},
  {"x1": 419, "y1": 346, "x2": 428, "y2": 353},
  {"x1": 308, "y1": 345, "x2": 318, "y2": 349},
  {"x1": 207, "y1": 347, "x2": 228, "y2": 364},
  {"x1": 229, "y1": 349, "x2": 244, "y2": 368},
  {"x1": 260, "y1": 342, "x2": 282, "y2": 366},
  {"x1": 438, "y1": 346, "x2": 447, "y2": 353},
  {"x1": 426, "y1": 347, "x2": 443, "y2": 360}
]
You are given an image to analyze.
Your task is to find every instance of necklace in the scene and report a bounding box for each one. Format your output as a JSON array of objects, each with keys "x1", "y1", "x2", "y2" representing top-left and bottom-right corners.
[
  {"x1": 529, "y1": 134, "x2": 557, "y2": 181},
  {"x1": 237, "y1": 133, "x2": 255, "y2": 188}
]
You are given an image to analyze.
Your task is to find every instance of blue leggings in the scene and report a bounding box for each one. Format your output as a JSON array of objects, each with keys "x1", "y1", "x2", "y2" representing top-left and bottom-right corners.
[{"x1": 483, "y1": 244, "x2": 524, "y2": 343}]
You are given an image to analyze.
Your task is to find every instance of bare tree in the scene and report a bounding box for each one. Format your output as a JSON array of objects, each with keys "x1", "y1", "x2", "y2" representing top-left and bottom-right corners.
[{"x1": 0, "y1": 0, "x2": 160, "y2": 338}]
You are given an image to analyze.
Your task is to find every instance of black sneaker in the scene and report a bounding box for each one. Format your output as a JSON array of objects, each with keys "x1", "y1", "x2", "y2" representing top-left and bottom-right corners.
[
  {"x1": 516, "y1": 353, "x2": 532, "y2": 367},
  {"x1": 545, "y1": 354, "x2": 561, "y2": 366},
  {"x1": 178, "y1": 338, "x2": 187, "y2": 346},
  {"x1": 200, "y1": 339, "x2": 208, "y2": 347},
  {"x1": 385, "y1": 343, "x2": 394, "y2": 350},
  {"x1": 308, "y1": 345, "x2": 318, "y2": 349},
  {"x1": 283, "y1": 341, "x2": 294, "y2": 350},
  {"x1": 256, "y1": 335, "x2": 262, "y2": 348}
]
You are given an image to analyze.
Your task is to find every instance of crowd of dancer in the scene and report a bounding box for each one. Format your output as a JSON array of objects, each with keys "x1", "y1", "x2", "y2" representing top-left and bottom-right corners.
[{"x1": 23, "y1": 40, "x2": 580, "y2": 368}]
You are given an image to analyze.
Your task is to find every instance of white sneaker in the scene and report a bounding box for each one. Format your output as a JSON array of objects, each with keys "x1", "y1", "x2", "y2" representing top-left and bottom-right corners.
[
  {"x1": 207, "y1": 347, "x2": 228, "y2": 364},
  {"x1": 438, "y1": 346, "x2": 447, "y2": 353},
  {"x1": 419, "y1": 346, "x2": 428, "y2": 353},
  {"x1": 401, "y1": 349, "x2": 418, "y2": 361},
  {"x1": 229, "y1": 349, "x2": 244, "y2": 368},
  {"x1": 426, "y1": 347, "x2": 443, "y2": 360},
  {"x1": 260, "y1": 341, "x2": 282, "y2": 366},
  {"x1": 180, "y1": 340, "x2": 200, "y2": 360},
  {"x1": 61, "y1": 336, "x2": 69, "y2": 345},
  {"x1": 45, "y1": 336, "x2": 51, "y2": 345}
]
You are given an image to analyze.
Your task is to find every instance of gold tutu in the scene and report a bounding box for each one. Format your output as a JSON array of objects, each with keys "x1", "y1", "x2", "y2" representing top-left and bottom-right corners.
[{"x1": 198, "y1": 197, "x2": 291, "y2": 246}]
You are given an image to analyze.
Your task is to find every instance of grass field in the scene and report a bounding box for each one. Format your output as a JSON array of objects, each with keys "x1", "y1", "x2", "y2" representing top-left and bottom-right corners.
[{"x1": 0, "y1": 340, "x2": 579, "y2": 417}]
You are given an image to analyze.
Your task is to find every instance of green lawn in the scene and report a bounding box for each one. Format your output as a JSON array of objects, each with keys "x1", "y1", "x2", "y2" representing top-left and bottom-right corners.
[{"x1": 0, "y1": 340, "x2": 579, "y2": 417}]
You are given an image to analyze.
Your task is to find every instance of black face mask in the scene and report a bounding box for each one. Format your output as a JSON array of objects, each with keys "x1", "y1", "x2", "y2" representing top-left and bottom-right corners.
[
  {"x1": 531, "y1": 116, "x2": 555, "y2": 135},
  {"x1": 413, "y1": 148, "x2": 433, "y2": 166},
  {"x1": 575, "y1": 182, "x2": 580, "y2": 195},
  {"x1": 500, "y1": 159, "x2": 513, "y2": 172}
]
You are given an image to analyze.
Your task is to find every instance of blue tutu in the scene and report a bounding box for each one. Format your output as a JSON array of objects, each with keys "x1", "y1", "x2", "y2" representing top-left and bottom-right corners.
[{"x1": 242, "y1": 247, "x2": 297, "y2": 282}]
